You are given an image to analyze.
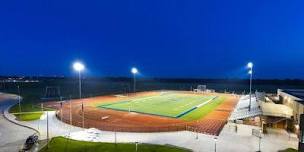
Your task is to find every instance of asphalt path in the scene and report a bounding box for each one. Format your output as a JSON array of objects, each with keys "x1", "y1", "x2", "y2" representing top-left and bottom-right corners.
[{"x1": 0, "y1": 99, "x2": 35, "y2": 152}]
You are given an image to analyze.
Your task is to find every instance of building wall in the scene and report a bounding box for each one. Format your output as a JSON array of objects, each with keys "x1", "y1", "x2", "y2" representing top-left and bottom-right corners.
[
  {"x1": 299, "y1": 114, "x2": 304, "y2": 152},
  {"x1": 278, "y1": 89, "x2": 304, "y2": 125},
  {"x1": 281, "y1": 95, "x2": 303, "y2": 124},
  {"x1": 264, "y1": 119, "x2": 286, "y2": 129}
]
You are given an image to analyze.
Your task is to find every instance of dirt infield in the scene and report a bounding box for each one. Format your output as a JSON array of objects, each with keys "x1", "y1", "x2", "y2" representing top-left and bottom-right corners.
[{"x1": 44, "y1": 91, "x2": 238, "y2": 136}]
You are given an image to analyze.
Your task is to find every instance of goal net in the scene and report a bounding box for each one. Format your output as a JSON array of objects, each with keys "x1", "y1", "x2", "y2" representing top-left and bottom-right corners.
[
  {"x1": 41, "y1": 86, "x2": 62, "y2": 100},
  {"x1": 193, "y1": 85, "x2": 207, "y2": 93}
]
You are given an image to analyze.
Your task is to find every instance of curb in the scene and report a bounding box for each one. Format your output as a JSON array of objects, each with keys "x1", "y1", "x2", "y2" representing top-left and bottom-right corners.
[{"x1": 2, "y1": 100, "x2": 40, "y2": 135}]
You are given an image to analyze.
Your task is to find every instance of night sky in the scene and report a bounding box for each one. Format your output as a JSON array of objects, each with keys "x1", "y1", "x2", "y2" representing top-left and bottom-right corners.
[{"x1": 0, "y1": 0, "x2": 303, "y2": 79}]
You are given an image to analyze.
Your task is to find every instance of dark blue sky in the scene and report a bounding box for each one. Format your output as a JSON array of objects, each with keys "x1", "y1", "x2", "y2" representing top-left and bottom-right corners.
[{"x1": 0, "y1": 0, "x2": 304, "y2": 79}]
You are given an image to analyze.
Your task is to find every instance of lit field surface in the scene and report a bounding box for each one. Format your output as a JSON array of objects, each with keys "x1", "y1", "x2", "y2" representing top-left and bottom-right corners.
[
  {"x1": 100, "y1": 93, "x2": 216, "y2": 118},
  {"x1": 180, "y1": 96, "x2": 225, "y2": 121}
]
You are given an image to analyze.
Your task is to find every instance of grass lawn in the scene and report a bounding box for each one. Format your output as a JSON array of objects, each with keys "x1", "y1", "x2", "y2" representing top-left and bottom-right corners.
[
  {"x1": 99, "y1": 93, "x2": 215, "y2": 118},
  {"x1": 13, "y1": 112, "x2": 43, "y2": 121},
  {"x1": 40, "y1": 137, "x2": 191, "y2": 152},
  {"x1": 180, "y1": 96, "x2": 225, "y2": 121},
  {"x1": 278, "y1": 148, "x2": 298, "y2": 152},
  {"x1": 9, "y1": 103, "x2": 54, "y2": 121}
]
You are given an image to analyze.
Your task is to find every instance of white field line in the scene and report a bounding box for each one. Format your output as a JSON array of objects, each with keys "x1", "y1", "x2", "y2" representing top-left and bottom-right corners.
[
  {"x1": 131, "y1": 96, "x2": 155, "y2": 103},
  {"x1": 173, "y1": 96, "x2": 211, "y2": 111},
  {"x1": 178, "y1": 96, "x2": 208, "y2": 109},
  {"x1": 132, "y1": 94, "x2": 177, "y2": 106},
  {"x1": 196, "y1": 96, "x2": 218, "y2": 108}
]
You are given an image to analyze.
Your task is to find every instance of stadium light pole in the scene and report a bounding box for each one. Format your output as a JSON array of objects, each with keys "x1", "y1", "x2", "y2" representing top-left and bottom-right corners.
[
  {"x1": 69, "y1": 95, "x2": 72, "y2": 125},
  {"x1": 247, "y1": 62, "x2": 253, "y2": 111},
  {"x1": 73, "y1": 62, "x2": 85, "y2": 128},
  {"x1": 73, "y1": 62, "x2": 84, "y2": 98},
  {"x1": 131, "y1": 67, "x2": 138, "y2": 93}
]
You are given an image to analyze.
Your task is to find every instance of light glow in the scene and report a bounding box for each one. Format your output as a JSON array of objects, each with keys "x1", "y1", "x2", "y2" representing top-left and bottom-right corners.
[
  {"x1": 248, "y1": 70, "x2": 253, "y2": 75},
  {"x1": 131, "y1": 67, "x2": 138, "y2": 74},
  {"x1": 247, "y1": 62, "x2": 253, "y2": 68},
  {"x1": 295, "y1": 125, "x2": 300, "y2": 130},
  {"x1": 73, "y1": 62, "x2": 85, "y2": 72}
]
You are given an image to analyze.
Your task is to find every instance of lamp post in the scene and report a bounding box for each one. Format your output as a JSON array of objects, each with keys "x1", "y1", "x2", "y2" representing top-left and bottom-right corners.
[
  {"x1": 69, "y1": 95, "x2": 72, "y2": 126},
  {"x1": 214, "y1": 137, "x2": 217, "y2": 152},
  {"x1": 47, "y1": 111, "x2": 49, "y2": 149},
  {"x1": 258, "y1": 129, "x2": 262, "y2": 152},
  {"x1": 17, "y1": 85, "x2": 21, "y2": 113},
  {"x1": 247, "y1": 62, "x2": 253, "y2": 111},
  {"x1": 73, "y1": 62, "x2": 85, "y2": 128},
  {"x1": 135, "y1": 142, "x2": 139, "y2": 152},
  {"x1": 131, "y1": 67, "x2": 138, "y2": 93}
]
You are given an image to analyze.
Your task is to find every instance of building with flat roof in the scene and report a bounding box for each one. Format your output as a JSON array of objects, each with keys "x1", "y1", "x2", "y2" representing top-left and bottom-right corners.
[
  {"x1": 278, "y1": 89, "x2": 304, "y2": 152},
  {"x1": 278, "y1": 89, "x2": 304, "y2": 125}
]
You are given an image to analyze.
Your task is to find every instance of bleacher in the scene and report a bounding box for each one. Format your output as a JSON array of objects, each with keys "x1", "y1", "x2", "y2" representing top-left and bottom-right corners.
[{"x1": 229, "y1": 93, "x2": 262, "y2": 121}]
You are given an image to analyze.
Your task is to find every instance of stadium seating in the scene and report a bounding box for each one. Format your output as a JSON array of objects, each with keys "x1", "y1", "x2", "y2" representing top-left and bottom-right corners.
[{"x1": 229, "y1": 94, "x2": 262, "y2": 121}]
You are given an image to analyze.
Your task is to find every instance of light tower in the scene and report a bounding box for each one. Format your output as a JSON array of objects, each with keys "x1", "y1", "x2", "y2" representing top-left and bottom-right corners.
[
  {"x1": 131, "y1": 67, "x2": 138, "y2": 93},
  {"x1": 73, "y1": 61, "x2": 85, "y2": 128},
  {"x1": 247, "y1": 62, "x2": 253, "y2": 111}
]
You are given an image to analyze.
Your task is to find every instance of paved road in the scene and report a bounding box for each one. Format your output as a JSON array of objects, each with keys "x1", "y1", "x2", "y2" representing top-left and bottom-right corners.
[{"x1": 0, "y1": 100, "x2": 35, "y2": 152}]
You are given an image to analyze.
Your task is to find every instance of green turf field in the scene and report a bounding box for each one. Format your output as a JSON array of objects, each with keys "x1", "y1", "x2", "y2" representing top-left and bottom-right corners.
[
  {"x1": 40, "y1": 137, "x2": 190, "y2": 152},
  {"x1": 180, "y1": 96, "x2": 225, "y2": 121},
  {"x1": 99, "y1": 92, "x2": 217, "y2": 118}
]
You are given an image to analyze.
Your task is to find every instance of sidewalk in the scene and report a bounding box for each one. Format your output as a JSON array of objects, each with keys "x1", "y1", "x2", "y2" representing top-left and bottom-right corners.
[
  {"x1": 3, "y1": 100, "x2": 40, "y2": 135},
  {"x1": 3, "y1": 101, "x2": 299, "y2": 152}
]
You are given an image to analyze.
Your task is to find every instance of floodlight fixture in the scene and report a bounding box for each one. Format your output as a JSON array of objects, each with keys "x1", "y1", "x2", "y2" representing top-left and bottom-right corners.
[
  {"x1": 247, "y1": 62, "x2": 253, "y2": 69},
  {"x1": 131, "y1": 67, "x2": 138, "y2": 74},
  {"x1": 248, "y1": 70, "x2": 253, "y2": 75},
  {"x1": 73, "y1": 62, "x2": 85, "y2": 72}
]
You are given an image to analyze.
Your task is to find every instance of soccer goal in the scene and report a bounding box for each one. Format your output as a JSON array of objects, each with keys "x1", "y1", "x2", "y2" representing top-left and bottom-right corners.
[
  {"x1": 41, "y1": 86, "x2": 63, "y2": 101},
  {"x1": 197, "y1": 85, "x2": 207, "y2": 92},
  {"x1": 193, "y1": 85, "x2": 206, "y2": 92},
  {"x1": 193, "y1": 85, "x2": 215, "y2": 93}
]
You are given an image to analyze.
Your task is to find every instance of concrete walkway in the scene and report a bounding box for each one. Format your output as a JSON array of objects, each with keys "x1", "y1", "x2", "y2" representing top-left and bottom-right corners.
[
  {"x1": 6, "y1": 110, "x2": 299, "y2": 152},
  {"x1": 0, "y1": 100, "x2": 35, "y2": 152}
]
